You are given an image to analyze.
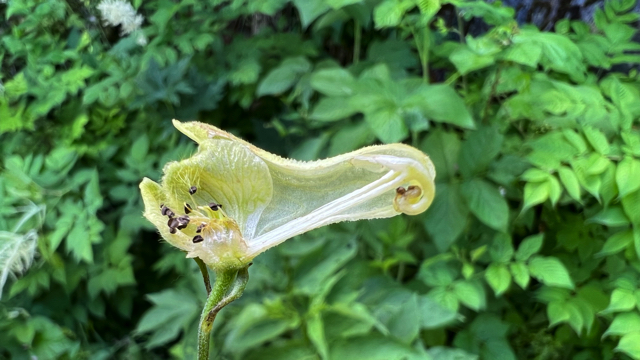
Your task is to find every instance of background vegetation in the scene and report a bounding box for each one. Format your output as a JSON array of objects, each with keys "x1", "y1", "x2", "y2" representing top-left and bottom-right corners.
[{"x1": 2, "y1": 0, "x2": 640, "y2": 359}]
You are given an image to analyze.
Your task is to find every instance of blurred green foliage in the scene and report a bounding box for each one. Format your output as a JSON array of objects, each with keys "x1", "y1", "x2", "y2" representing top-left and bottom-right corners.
[{"x1": 2, "y1": 0, "x2": 640, "y2": 359}]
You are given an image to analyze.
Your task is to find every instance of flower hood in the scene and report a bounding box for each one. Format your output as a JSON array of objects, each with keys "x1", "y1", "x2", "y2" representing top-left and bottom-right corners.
[{"x1": 140, "y1": 120, "x2": 436, "y2": 270}]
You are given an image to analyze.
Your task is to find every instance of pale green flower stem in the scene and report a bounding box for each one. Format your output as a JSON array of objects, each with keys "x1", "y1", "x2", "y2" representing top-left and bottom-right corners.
[{"x1": 196, "y1": 263, "x2": 250, "y2": 360}]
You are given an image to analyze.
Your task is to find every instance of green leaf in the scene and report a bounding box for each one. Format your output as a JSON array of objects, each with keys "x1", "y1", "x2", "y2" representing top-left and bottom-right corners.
[
  {"x1": 589, "y1": 206, "x2": 630, "y2": 227},
  {"x1": 373, "y1": 0, "x2": 413, "y2": 29},
  {"x1": 616, "y1": 332, "x2": 640, "y2": 359},
  {"x1": 515, "y1": 234, "x2": 544, "y2": 261},
  {"x1": 558, "y1": 166, "x2": 581, "y2": 202},
  {"x1": 596, "y1": 229, "x2": 633, "y2": 257},
  {"x1": 452, "y1": 280, "x2": 486, "y2": 311},
  {"x1": 604, "y1": 312, "x2": 640, "y2": 338},
  {"x1": 420, "y1": 129, "x2": 461, "y2": 182},
  {"x1": 418, "y1": 294, "x2": 459, "y2": 328},
  {"x1": 364, "y1": 105, "x2": 409, "y2": 143},
  {"x1": 458, "y1": 126, "x2": 503, "y2": 178},
  {"x1": 528, "y1": 256, "x2": 574, "y2": 289},
  {"x1": 310, "y1": 97, "x2": 358, "y2": 121},
  {"x1": 387, "y1": 293, "x2": 420, "y2": 343},
  {"x1": 293, "y1": 0, "x2": 330, "y2": 28},
  {"x1": 616, "y1": 156, "x2": 640, "y2": 198},
  {"x1": 485, "y1": 263, "x2": 511, "y2": 296},
  {"x1": 257, "y1": 57, "x2": 311, "y2": 96},
  {"x1": 310, "y1": 68, "x2": 356, "y2": 97},
  {"x1": 521, "y1": 168, "x2": 550, "y2": 182},
  {"x1": 460, "y1": 179, "x2": 509, "y2": 231},
  {"x1": 450, "y1": 46, "x2": 496, "y2": 75},
  {"x1": 522, "y1": 181, "x2": 550, "y2": 212},
  {"x1": 547, "y1": 301, "x2": 570, "y2": 327},
  {"x1": 602, "y1": 288, "x2": 637, "y2": 314},
  {"x1": 135, "y1": 289, "x2": 199, "y2": 348},
  {"x1": 422, "y1": 183, "x2": 469, "y2": 251},
  {"x1": 621, "y1": 189, "x2": 640, "y2": 226},
  {"x1": 406, "y1": 84, "x2": 475, "y2": 129},
  {"x1": 509, "y1": 262, "x2": 530, "y2": 289},
  {"x1": 582, "y1": 125, "x2": 610, "y2": 155},
  {"x1": 330, "y1": 334, "x2": 423, "y2": 360},
  {"x1": 489, "y1": 233, "x2": 514, "y2": 263},
  {"x1": 307, "y1": 314, "x2": 329, "y2": 360}
]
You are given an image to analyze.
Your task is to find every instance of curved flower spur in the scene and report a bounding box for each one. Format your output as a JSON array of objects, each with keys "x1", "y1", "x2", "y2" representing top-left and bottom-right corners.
[{"x1": 138, "y1": 120, "x2": 436, "y2": 359}]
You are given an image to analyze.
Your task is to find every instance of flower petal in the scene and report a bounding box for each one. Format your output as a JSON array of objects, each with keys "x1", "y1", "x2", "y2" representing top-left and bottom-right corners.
[
  {"x1": 172, "y1": 120, "x2": 436, "y2": 259},
  {"x1": 161, "y1": 139, "x2": 273, "y2": 239}
]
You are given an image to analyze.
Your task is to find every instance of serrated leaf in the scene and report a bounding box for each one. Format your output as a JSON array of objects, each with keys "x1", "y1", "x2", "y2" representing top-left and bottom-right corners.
[
  {"x1": 293, "y1": 0, "x2": 330, "y2": 28},
  {"x1": 485, "y1": 263, "x2": 511, "y2": 296},
  {"x1": 522, "y1": 181, "x2": 550, "y2": 212},
  {"x1": 596, "y1": 229, "x2": 633, "y2": 257},
  {"x1": 453, "y1": 280, "x2": 486, "y2": 311},
  {"x1": 460, "y1": 179, "x2": 509, "y2": 231},
  {"x1": 406, "y1": 84, "x2": 475, "y2": 129},
  {"x1": 547, "y1": 301, "x2": 570, "y2": 327},
  {"x1": 621, "y1": 189, "x2": 640, "y2": 226},
  {"x1": 423, "y1": 183, "x2": 469, "y2": 251},
  {"x1": 458, "y1": 126, "x2": 503, "y2": 178},
  {"x1": 528, "y1": 256, "x2": 574, "y2": 289},
  {"x1": 602, "y1": 288, "x2": 637, "y2": 314},
  {"x1": 558, "y1": 166, "x2": 581, "y2": 202},
  {"x1": 604, "y1": 312, "x2": 640, "y2": 338},
  {"x1": 616, "y1": 156, "x2": 640, "y2": 198},
  {"x1": 616, "y1": 332, "x2": 640, "y2": 359},
  {"x1": 420, "y1": 129, "x2": 460, "y2": 182},
  {"x1": 589, "y1": 206, "x2": 630, "y2": 227},
  {"x1": 307, "y1": 314, "x2": 329, "y2": 360},
  {"x1": 515, "y1": 234, "x2": 543, "y2": 261},
  {"x1": 310, "y1": 68, "x2": 356, "y2": 97},
  {"x1": 257, "y1": 57, "x2": 311, "y2": 96},
  {"x1": 509, "y1": 262, "x2": 530, "y2": 289},
  {"x1": 521, "y1": 168, "x2": 550, "y2": 182},
  {"x1": 583, "y1": 125, "x2": 610, "y2": 155},
  {"x1": 310, "y1": 97, "x2": 358, "y2": 121}
]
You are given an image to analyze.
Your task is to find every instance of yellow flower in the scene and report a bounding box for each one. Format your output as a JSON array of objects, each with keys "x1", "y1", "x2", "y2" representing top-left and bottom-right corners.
[{"x1": 139, "y1": 120, "x2": 435, "y2": 271}]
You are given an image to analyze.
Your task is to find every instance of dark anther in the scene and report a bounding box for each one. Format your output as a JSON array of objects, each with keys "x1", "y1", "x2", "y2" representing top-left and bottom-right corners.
[
  {"x1": 396, "y1": 187, "x2": 406, "y2": 195},
  {"x1": 159, "y1": 203, "x2": 164, "y2": 209},
  {"x1": 176, "y1": 215, "x2": 190, "y2": 230},
  {"x1": 208, "y1": 202, "x2": 222, "y2": 211},
  {"x1": 192, "y1": 235, "x2": 204, "y2": 243},
  {"x1": 161, "y1": 205, "x2": 175, "y2": 218},
  {"x1": 407, "y1": 185, "x2": 417, "y2": 191},
  {"x1": 167, "y1": 217, "x2": 179, "y2": 229},
  {"x1": 184, "y1": 203, "x2": 192, "y2": 214},
  {"x1": 196, "y1": 223, "x2": 206, "y2": 233},
  {"x1": 169, "y1": 228, "x2": 177, "y2": 234},
  {"x1": 189, "y1": 186, "x2": 197, "y2": 195}
]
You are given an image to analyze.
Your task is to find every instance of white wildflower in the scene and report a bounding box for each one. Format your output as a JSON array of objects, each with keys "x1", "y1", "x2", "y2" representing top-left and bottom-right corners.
[{"x1": 97, "y1": 0, "x2": 144, "y2": 35}]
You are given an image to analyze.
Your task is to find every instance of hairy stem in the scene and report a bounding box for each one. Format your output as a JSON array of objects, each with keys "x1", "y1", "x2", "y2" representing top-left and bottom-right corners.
[
  {"x1": 197, "y1": 266, "x2": 250, "y2": 360},
  {"x1": 194, "y1": 257, "x2": 212, "y2": 295}
]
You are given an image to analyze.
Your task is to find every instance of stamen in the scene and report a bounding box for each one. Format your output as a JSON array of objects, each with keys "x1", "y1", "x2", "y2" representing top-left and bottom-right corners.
[
  {"x1": 396, "y1": 187, "x2": 406, "y2": 195},
  {"x1": 184, "y1": 203, "x2": 192, "y2": 214},
  {"x1": 167, "y1": 217, "x2": 179, "y2": 230},
  {"x1": 176, "y1": 215, "x2": 190, "y2": 230},
  {"x1": 189, "y1": 186, "x2": 197, "y2": 195},
  {"x1": 208, "y1": 202, "x2": 222, "y2": 211},
  {"x1": 192, "y1": 235, "x2": 204, "y2": 243},
  {"x1": 196, "y1": 223, "x2": 206, "y2": 233},
  {"x1": 161, "y1": 205, "x2": 175, "y2": 218}
]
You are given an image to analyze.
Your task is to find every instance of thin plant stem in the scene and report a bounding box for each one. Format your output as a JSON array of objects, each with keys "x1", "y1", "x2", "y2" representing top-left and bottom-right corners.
[
  {"x1": 194, "y1": 257, "x2": 212, "y2": 295},
  {"x1": 419, "y1": 27, "x2": 430, "y2": 84},
  {"x1": 197, "y1": 265, "x2": 250, "y2": 360},
  {"x1": 354, "y1": 20, "x2": 361, "y2": 64}
]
